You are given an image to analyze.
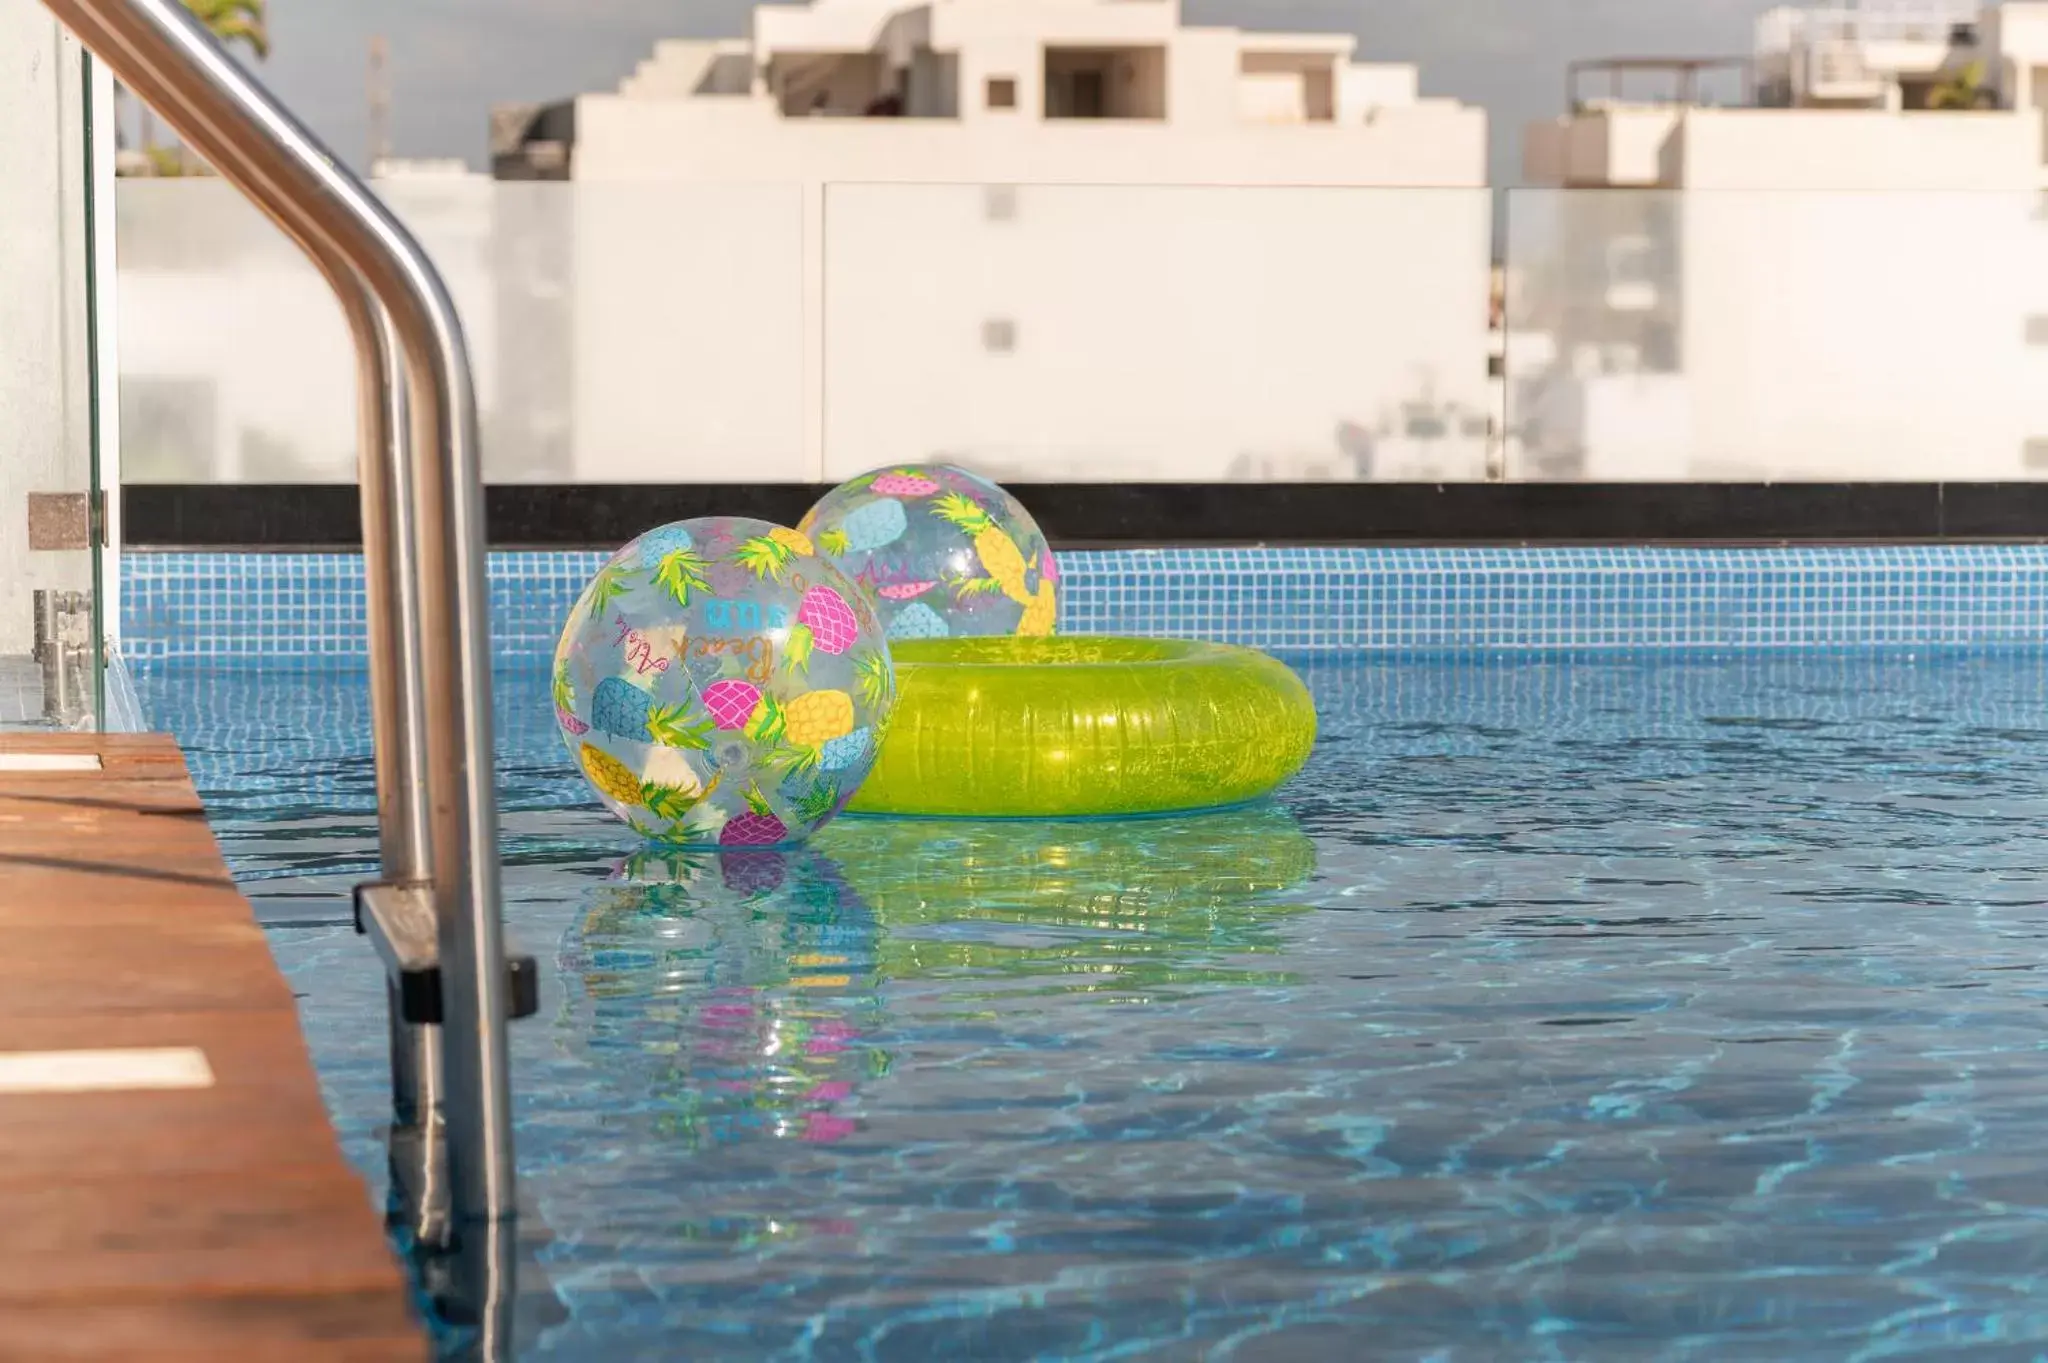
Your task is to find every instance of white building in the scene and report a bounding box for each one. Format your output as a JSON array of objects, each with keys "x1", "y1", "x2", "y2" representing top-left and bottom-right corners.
[
  {"x1": 1517, "y1": 0, "x2": 2048, "y2": 481},
  {"x1": 484, "y1": 0, "x2": 1493, "y2": 484}
]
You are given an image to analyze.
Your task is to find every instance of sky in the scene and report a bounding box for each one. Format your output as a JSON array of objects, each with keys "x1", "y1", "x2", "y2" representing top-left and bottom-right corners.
[{"x1": 246, "y1": 0, "x2": 1774, "y2": 186}]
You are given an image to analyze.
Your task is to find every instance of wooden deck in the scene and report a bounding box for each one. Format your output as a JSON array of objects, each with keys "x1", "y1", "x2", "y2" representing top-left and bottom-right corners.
[{"x1": 0, "y1": 733, "x2": 427, "y2": 1362}]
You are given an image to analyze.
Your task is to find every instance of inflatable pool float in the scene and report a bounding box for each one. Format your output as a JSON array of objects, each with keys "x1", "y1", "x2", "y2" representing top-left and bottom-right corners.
[{"x1": 847, "y1": 637, "x2": 1316, "y2": 818}]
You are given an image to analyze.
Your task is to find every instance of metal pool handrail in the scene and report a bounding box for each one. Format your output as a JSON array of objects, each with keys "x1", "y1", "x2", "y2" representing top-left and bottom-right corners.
[{"x1": 41, "y1": 0, "x2": 517, "y2": 1226}]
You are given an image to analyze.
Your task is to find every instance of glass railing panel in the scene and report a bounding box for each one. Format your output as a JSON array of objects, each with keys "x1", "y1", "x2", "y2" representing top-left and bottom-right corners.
[
  {"x1": 1501, "y1": 186, "x2": 2045, "y2": 480},
  {"x1": 3, "y1": 30, "x2": 107, "y2": 732},
  {"x1": 115, "y1": 178, "x2": 809, "y2": 484},
  {"x1": 822, "y1": 182, "x2": 1497, "y2": 482}
]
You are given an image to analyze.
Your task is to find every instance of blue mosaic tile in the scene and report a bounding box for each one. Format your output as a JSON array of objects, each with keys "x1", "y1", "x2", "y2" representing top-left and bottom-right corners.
[{"x1": 119, "y1": 546, "x2": 2048, "y2": 662}]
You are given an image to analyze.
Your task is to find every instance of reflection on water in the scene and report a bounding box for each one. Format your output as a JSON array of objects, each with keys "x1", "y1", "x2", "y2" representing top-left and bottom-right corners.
[
  {"x1": 820, "y1": 809, "x2": 1316, "y2": 997},
  {"x1": 562, "y1": 807, "x2": 1316, "y2": 1162},
  {"x1": 569, "y1": 847, "x2": 889, "y2": 1154}
]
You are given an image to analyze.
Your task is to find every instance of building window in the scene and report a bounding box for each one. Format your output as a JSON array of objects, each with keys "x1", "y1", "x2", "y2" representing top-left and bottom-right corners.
[
  {"x1": 982, "y1": 318, "x2": 1017, "y2": 354},
  {"x1": 1044, "y1": 47, "x2": 1166, "y2": 119},
  {"x1": 986, "y1": 77, "x2": 1017, "y2": 110}
]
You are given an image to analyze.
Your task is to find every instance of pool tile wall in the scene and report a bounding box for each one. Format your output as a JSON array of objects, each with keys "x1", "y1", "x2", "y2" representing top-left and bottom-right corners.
[{"x1": 121, "y1": 546, "x2": 2048, "y2": 663}]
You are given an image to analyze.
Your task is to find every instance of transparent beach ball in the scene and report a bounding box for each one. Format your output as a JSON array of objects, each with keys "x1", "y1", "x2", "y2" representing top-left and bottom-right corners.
[
  {"x1": 798, "y1": 464, "x2": 1057, "y2": 641},
  {"x1": 552, "y1": 516, "x2": 896, "y2": 849}
]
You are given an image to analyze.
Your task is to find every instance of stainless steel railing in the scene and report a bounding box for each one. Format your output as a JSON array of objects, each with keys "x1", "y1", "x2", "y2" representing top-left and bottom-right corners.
[{"x1": 41, "y1": 0, "x2": 521, "y2": 1231}]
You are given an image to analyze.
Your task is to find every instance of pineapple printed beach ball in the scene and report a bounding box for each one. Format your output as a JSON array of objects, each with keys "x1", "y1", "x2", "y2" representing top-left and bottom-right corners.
[
  {"x1": 799, "y1": 464, "x2": 1057, "y2": 642},
  {"x1": 553, "y1": 516, "x2": 897, "y2": 850}
]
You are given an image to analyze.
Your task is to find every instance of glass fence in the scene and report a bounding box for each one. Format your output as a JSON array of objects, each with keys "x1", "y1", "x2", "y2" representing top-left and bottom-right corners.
[
  {"x1": 115, "y1": 179, "x2": 808, "y2": 484},
  {"x1": 823, "y1": 183, "x2": 1493, "y2": 482},
  {"x1": 1503, "y1": 187, "x2": 2046, "y2": 481},
  {"x1": 110, "y1": 178, "x2": 2048, "y2": 486},
  {"x1": 2, "y1": 49, "x2": 106, "y2": 733}
]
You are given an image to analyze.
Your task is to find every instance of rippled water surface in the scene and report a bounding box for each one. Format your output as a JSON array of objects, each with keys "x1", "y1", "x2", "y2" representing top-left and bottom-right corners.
[{"x1": 137, "y1": 652, "x2": 2048, "y2": 1361}]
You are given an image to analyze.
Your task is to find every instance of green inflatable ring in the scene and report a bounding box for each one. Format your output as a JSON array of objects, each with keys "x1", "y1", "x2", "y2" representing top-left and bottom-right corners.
[{"x1": 848, "y1": 636, "x2": 1317, "y2": 818}]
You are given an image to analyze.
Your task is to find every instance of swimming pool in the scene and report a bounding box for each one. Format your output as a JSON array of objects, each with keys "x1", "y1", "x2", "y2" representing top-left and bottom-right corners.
[{"x1": 134, "y1": 639, "x2": 2048, "y2": 1360}]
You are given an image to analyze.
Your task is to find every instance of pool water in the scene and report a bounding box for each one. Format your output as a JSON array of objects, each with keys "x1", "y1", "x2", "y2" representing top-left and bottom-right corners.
[{"x1": 138, "y1": 651, "x2": 2048, "y2": 1360}]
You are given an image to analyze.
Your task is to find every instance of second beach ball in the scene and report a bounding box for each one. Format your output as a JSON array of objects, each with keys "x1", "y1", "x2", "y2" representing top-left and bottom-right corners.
[{"x1": 800, "y1": 464, "x2": 1056, "y2": 641}]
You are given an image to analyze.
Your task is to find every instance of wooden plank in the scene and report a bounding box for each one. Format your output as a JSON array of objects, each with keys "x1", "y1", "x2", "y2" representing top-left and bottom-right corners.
[
  {"x1": 0, "y1": 1169, "x2": 407, "y2": 1301},
  {"x1": 0, "y1": 1292, "x2": 425, "y2": 1363},
  {"x1": 0, "y1": 733, "x2": 426, "y2": 1360},
  {"x1": 0, "y1": 782, "x2": 208, "y2": 815},
  {"x1": 0, "y1": 924, "x2": 298, "y2": 1016}
]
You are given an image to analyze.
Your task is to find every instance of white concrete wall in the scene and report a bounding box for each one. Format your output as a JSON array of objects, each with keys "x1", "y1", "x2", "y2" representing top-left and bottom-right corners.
[
  {"x1": 955, "y1": 35, "x2": 1043, "y2": 123},
  {"x1": 0, "y1": 1, "x2": 94, "y2": 657},
  {"x1": 569, "y1": 94, "x2": 1487, "y2": 186},
  {"x1": 1673, "y1": 108, "x2": 2042, "y2": 189},
  {"x1": 1598, "y1": 108, "x2": 1684, "y2": 186},
  {"x1": 1522, "y1": 109, "x2": 1685, "y2": 188},
  {"x1": 1992, "y1": 2, "x2": 2048, "y2": 111},
  {"x1": 623, "y1": 40, "x2": 755, "y2": 98},
  {"x1": 1527, "y1": 106, "x2": 2042, "y2": 191},
  {"x1": 1339, "y1": 64, "x2": 1420, "y2": 120},
  {"x1": 1238, "y1": 70, "x2": 1310, "y2": 124},
  {"x1": 1168, "y1": 28, "x2": 1239, "y2": 130}
]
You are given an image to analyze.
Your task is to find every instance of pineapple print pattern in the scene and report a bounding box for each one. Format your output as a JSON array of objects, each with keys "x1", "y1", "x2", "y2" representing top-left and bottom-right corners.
[
  {"x1": 554, "y1": 515, "x2": 896, "y2": 849},
  {"x1": 785, "y1": 690, "x2": 855, "y2": 749},
  {"x1": 803, "y1": 464, "x2": 1056, "y2": 641}
]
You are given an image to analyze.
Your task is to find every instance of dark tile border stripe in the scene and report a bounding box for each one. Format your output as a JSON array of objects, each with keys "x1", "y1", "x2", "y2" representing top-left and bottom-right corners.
[{"x1": 121, "y1": 483, "x2": 2048, "y2": 550}]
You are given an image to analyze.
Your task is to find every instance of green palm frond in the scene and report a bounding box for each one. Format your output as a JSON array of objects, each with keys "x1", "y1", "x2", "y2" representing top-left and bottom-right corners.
[
  {"x1": 640, "y1": 783, "x2": 703, "y2": 823},
  {"x1": 654, "y1": 549, "x2": 710, "y2": 606},
  {"x1": 646, "y1": 704, "x2": 714, "y2": 750},
  {"x1": 931, "y1": 491, "x2": 990, "y2": 532},
  {"x1": 792, "y1": 780, "x2": 840, "y2": 824},
  {"x1": 586, "y1": 566, "x2": 630, "y2": 619},
  {"x1": 765, "y1": 742, "x2": 821, "y2": 779},
  {"x1": 734, "y1": 536, "x2": 795, "y2": 581},
  {"x1": 783, "y1": 624, "x2": 816, "y2": 678},
  {"x1": 743, "y1": 694, "x2": 786, "y2": 746},
  {"x1": 853, "y1": 650, "x2": 890, "y2": 709}
]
